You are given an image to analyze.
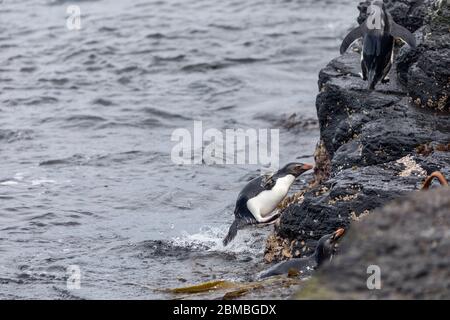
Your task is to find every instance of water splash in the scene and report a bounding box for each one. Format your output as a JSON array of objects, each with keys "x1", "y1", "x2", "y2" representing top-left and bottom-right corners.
[{"x1": 172, "y1": 225, "x2": 270, "y2": 257}]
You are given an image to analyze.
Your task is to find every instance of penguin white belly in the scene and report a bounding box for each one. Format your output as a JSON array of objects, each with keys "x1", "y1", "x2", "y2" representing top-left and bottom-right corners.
[{"x1": 247, "y1": 175, "x2": 295, "y2": 220}]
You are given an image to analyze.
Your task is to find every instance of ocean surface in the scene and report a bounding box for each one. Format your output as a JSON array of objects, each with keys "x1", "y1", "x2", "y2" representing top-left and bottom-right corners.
[{"x1": 0, "y1": 0, "x2": 355, "y2": 299}]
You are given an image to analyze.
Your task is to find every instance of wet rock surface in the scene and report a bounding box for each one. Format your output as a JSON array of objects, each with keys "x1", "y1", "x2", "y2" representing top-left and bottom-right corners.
[
  {"x1": 295, "y1": 188, "x2": 450, "y2": 299},
  {"x1": 266, "y1": 0, "x2": 450, "y2": 265},
  {"x1": 398, "y1": 1, "x2": 450, "y2": 112}
]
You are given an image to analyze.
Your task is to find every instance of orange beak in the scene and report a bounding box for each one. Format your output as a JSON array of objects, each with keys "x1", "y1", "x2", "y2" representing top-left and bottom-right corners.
[
  {"x1": 333, "y1": 228, "x2": 345, "y2": 240},
  {"x1": 302, "y1": 163, "x2": 314, "y2": 171}
]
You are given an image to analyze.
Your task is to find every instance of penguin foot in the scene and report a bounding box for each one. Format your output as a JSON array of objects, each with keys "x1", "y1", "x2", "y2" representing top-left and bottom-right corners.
[
  {"x1": 256, "y1": 217, "x2": 280, "y2": 227},
  {"x1": 422, "y1": 171, "x2": 449, "y2": 190},
  {"x1": 381, "y1": 77, "x2": 390, "y2": 84},
  {"x1": 358, "y1": 72, "x2": 367, "y2": 80}
]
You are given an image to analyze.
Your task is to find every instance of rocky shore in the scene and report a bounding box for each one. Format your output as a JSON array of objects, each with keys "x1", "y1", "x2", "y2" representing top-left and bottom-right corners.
[
  {"x1": 264, "y1": 0, "x2": 450, "y2": 297},
  {"x1": 295, "y1": 188, "x2": 450, "y2": 299}
]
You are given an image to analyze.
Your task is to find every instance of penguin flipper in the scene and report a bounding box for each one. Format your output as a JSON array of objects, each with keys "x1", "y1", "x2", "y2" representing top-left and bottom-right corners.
[
  {"x1": 340, "y1": 26, "x2": 364, "y2": 54},
  {"x1": 391, "y1": 22, "x2": 416, "y2": 49}
]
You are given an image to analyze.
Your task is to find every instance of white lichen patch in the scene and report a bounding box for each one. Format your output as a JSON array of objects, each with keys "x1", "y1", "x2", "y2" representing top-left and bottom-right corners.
[
  {"x1": 351, "y1": 210, "x2": 370, "y2": 222},
  {"x1": 328, "y1": 193, "x2": 359, "y2": 205},
  {"x1": 396, "y1": 155, "x2": 427, "y2": 177},
  {"x1": 315, "y1": 186, "x2": 329, "y2": 196}
]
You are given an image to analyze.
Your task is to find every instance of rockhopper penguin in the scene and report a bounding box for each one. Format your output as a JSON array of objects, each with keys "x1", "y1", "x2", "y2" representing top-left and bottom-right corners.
[
  {"x1": 223, "y1": 163, "x2": 313, "y2": 246},
  {"x1": 258, "y1": 228, "x2": 345, "y2": 279},
  {"x1": 340, "y1": 0, "x2": 416, "y2": 90}
]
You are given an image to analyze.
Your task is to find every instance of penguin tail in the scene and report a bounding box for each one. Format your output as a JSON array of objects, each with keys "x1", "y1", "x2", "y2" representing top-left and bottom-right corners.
[
  {"x1": 223, "y1": 219, "x2": 241, "y2": 246},
  {"x1": 368, "y1": 69, "x2": 376, "y2": 91}
]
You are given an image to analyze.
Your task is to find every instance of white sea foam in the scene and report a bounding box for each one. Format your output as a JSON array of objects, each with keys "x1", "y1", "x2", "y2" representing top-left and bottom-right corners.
[
  {"x1": 0, "y1": 180, "x2": 19, "y2": 186},
  {"x1": 172, "y1": 225, "x2": 268, "y2": 256},
  {"x1": 31, "y1": 179, "x2": 57, "y2": 186}
]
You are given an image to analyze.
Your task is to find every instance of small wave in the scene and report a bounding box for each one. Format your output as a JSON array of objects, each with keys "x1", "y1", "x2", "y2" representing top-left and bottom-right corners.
[
  {"x1": 98, "y1": 27, "x2": 118, "y2": 33},
  {"x1": 0, "y1": 173, "x2": 29, "y2": 187},
  {"x1": 181, "y1": 57, "x2": 264, "y2": 73},
  {"x1": 51, "y1": 221, "x2": 81, "y2": 226},
  {"x1": 30, "y1": 212, "x2": 57, "y2": 220},
  {"x1": 31, "y1": 179, "x2": 57, "y2": 186},
  {"x1": 38, "y1": 78, "x2": 70, "y2": 86},
  {"x1": 37, "y1": 114, "x2": 107, "y2": 128},
  {"x1": 96, "y1": 121, "x2": 152, "y2": 129},
  {"x1": 181, "y1": 62, "x2": 231, "y2": 73},
  {"x1": 131, "y1": 225, "x2": 267, "y2": 263},
  {"x1": 0, "y1": 129, "x2": 33, "y2": 143},
  {"x1": 7, "y1": 96, "x2": 59, "y2": 106},
  {"x1": 0, "y1": 180, "x2": 19, "y2": 186},
  {"x1": 141, "y1": 106, "x2": 191, "y2": 121},
  {"x1": 225, "y1": 57, "x2": 266, "y2": 64},
  {"x1": 215, "y1": 105, "x2": 236, "y2": 111},
  {"x1": 92, "y1": 98, "x2": 115, "y2": 106},
  {"x1": 115, "y1": 66, "x2": 142, "y2": 75},
  {"x1": 145, "y1": 33, "x2": 166, "y2": 39},
  {"x1": 255, "y1": 113, "x2": 319, "y2": 131},
  {"x1": 138, "y1": 118, "x2": 164, "y2": 128},
  {"x1": 209, "y1": 23, "x2": 244, "y2": 31},
  {"x1": 0, "y1": 44, "x2": 17, "y2": 49},
  {"x1": 30, "y1": 97, "x2": 59, "y2": 105},
  {"x1": 117, "y1": 76, "x2": 131, "y2": 85},
  {"x1": 47, "y1": 0, "x2": 101, "y2": 6},
  {"x1": 133, "y1": 239, "x2": 208, "y2": 260},
  {"x1": 153, "y1": 54, "x2": 186, "y2": 62},
  {"x1": 52, "y1": 286, "x2": 84, "y2": 300},
  {"x1": 20, "y1": 67, "x2": 37, "y2": 73},
  {"x1": 65, "y1": 115, "x2": 107, "y2": 123},
  {"x1": 39, "y1": 151, "x2": 153, "y2": 167},
  {"x1": 39, "y1": 154, "x2": 86, "y2": 167},
  {"x1": 94, "y1": 150, "x2": 149, "y2": 165}
]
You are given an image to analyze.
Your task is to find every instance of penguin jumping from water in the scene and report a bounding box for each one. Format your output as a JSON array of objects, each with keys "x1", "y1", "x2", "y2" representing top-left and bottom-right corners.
[
  {"x1": 258, "y1": 228, "x2": 345, "y2": 279},
  {"x1": 223, "y1": 163, "x2": 313, "y2": 246},
  {"x1": 340, "y1": 0, "x2": 416, "y2": 90}
]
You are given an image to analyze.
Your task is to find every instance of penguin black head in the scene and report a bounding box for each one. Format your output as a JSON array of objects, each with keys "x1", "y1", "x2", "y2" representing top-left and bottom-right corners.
[
  {"x1": 277, "y1": 162, "x2": 314, "y2": 178},
  {"x1": 314, "y1": 228, "x2": 345, "y2": 267},
  {"x1": 371, "y1": 0, "x2": 384, "y2": 8}
]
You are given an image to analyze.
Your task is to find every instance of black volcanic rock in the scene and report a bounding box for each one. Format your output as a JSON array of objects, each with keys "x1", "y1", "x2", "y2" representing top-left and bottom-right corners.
[
  {"x1": 295, "y1": 188, "x2": 450, "y2": 300},
  {"x1": 398, "y1": 2, "x2": 450, "y2": 112},
  {"x1": 266, "y1": 0, "x2": 450, "y2": 263},
  {"x1": 316, "y1": 55, "x2": 450, "y2": 168}
]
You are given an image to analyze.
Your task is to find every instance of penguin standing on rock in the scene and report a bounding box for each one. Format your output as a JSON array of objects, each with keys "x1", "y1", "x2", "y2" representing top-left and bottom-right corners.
[
  {"x1": 258, "y1": 228, "x2": 345, "y2": 279},
  {"x1": 340, "y1": 0, "x2": 416, "y2": 90},
  {"x1": 223, "y1": 163, "x2": 313, "y2": 246}
]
